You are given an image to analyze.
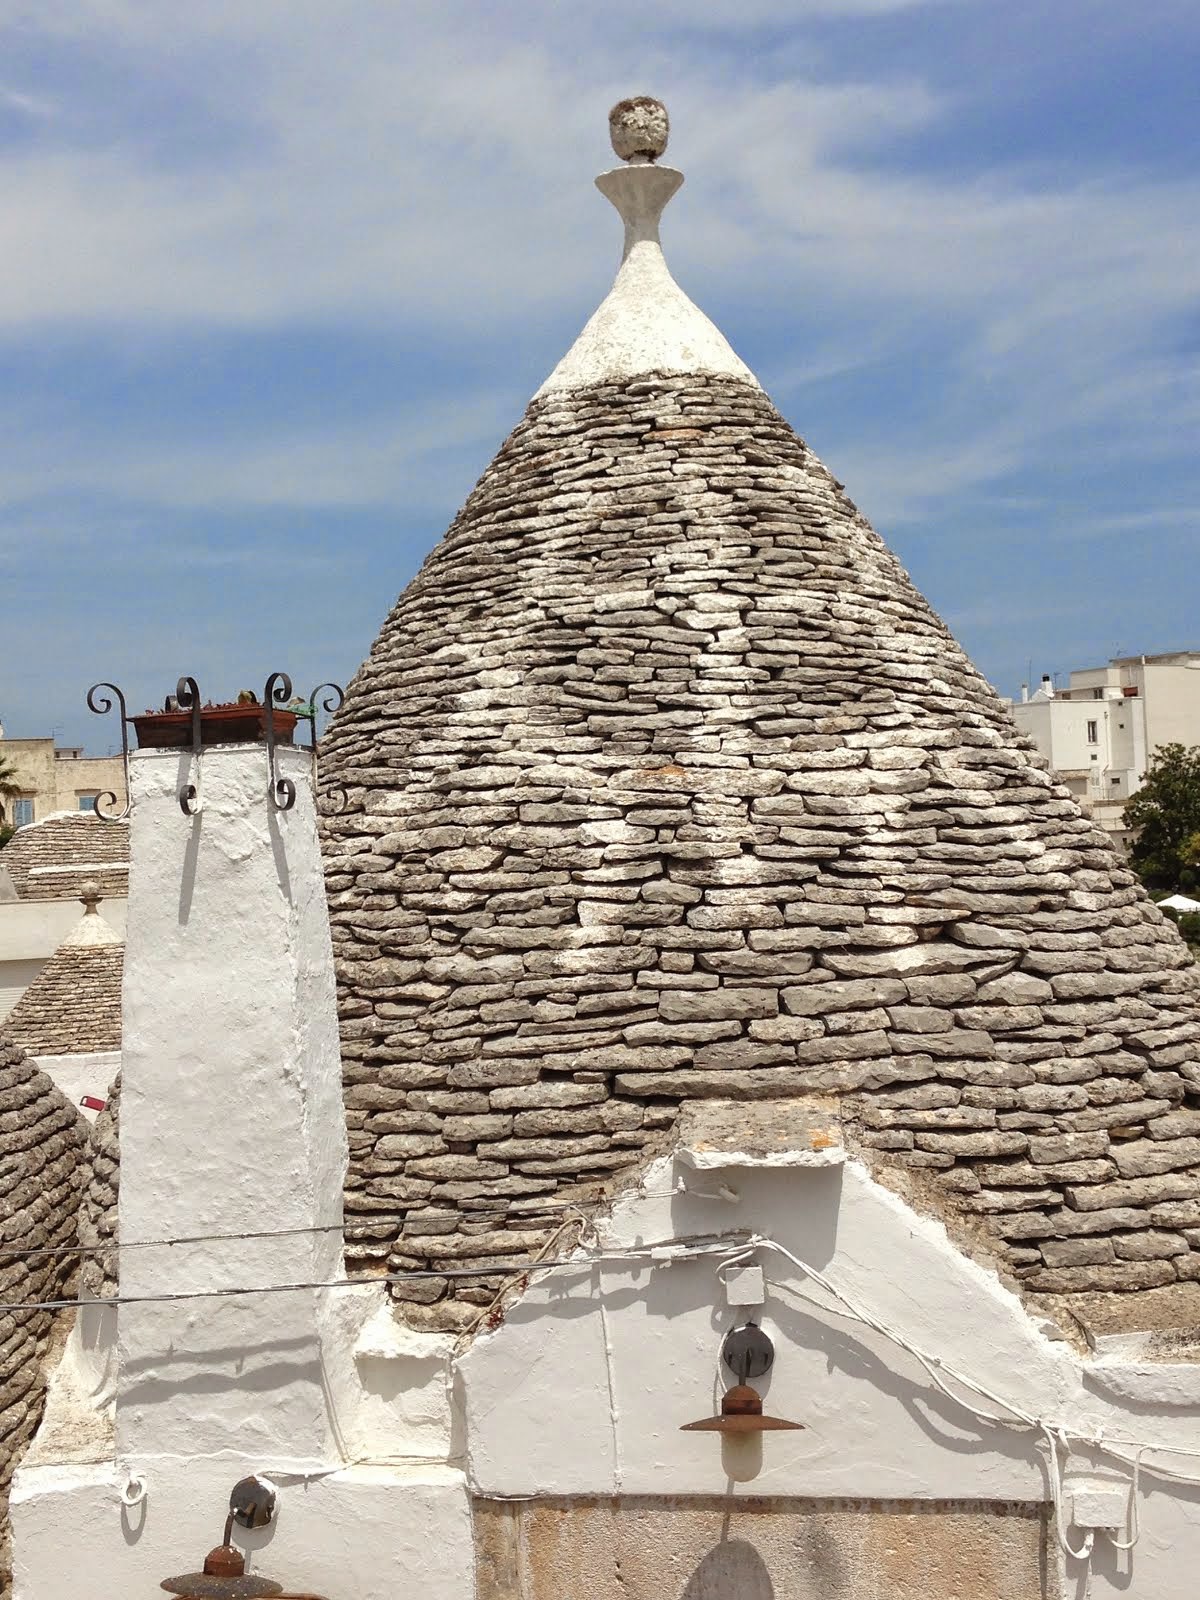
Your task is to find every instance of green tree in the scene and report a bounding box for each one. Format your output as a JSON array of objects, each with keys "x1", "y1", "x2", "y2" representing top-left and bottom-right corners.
[
  {"x1": 0, "y1": 750, "x2": 21, "y2": 835},
  {"x1": 1126, "y1": 743, "x2": 1200, "y2": 889}
]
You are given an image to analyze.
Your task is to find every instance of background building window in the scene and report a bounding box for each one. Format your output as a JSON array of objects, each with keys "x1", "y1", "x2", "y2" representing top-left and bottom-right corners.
[
  {"x1": 1092, "y1": 687, "x2": 1104, "y2": 699},
  {"x1": 1087, "y1": 720, "x2": 1099, "y2": 742},
  {"x1": 12, "y1": 796, "x2": 33, "y2": 827},
  {"x1": 77, "y1": 794, "x2": 98, "y2": 812}
]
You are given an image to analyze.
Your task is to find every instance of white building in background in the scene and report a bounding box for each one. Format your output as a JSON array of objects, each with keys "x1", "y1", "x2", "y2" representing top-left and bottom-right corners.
[{"x1": 1012, "y1": 651, "x2": 1200, "y2": 848}]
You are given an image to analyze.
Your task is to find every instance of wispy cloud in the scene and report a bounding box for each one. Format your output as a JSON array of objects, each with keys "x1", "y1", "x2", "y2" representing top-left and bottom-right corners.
[
  {"x1": 0, "y1": 85, "x2": 57, "y2": 117},
  {"x1": 0, "y1": 0, "x2": 1196, "y2": 742},
  {"x1": 0, "y1": 383, "x2": 517, "y2": 513}
]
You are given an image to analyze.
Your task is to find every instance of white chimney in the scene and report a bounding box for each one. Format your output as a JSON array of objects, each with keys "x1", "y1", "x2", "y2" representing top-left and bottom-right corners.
[
  {"x1": 115, "y1": 741, "x2": 347, "y2": 1466},
  {"x1": 13, "y1": 721, "x2": 474, "y2": 1598},
  {"x1": 1040, "y1": 673, "x2": 1054, "y2": 700}
]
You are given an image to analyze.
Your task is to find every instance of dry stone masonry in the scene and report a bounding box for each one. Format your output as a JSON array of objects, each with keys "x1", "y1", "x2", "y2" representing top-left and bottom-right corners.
[
  {"x1": 0, "y1": 813, "x2": 128, "y2": 903},
  {"x1": 78, "y1": 1075, "x2": 120, "y2": 1303},
  {"x1": 0, "y1": 1037, "x2": 87, "y2": 1595},
  {"x1": 319, "y1": 104, "x2": 1200, "y2": 1332}
]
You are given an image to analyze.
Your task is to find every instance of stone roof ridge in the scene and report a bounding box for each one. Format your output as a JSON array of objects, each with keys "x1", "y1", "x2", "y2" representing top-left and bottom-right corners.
[
  {"x1": 536, "y1": 97, "x2": 759, "y2": 398},
  {"x1": 2, "y1": 809, "x2": 129, "y2": 900}
]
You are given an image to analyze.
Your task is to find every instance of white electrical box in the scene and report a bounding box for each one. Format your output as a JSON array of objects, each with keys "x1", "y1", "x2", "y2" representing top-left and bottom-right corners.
[
  {"x1": 725, "y1": 1266, "x2": 765, "y2": 1307},
  {"x1": 1071, "y1": 1481, "x2": 1129, "y2": 1530}
]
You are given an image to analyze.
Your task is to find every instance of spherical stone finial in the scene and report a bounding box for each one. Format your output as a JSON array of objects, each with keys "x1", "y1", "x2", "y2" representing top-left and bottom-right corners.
[
  {"x1": 609, "y1": 96, "x2": 669, "y2": 164},
  {"x1": 79, "y1": 877, "x2": 102, "y2": 914}
]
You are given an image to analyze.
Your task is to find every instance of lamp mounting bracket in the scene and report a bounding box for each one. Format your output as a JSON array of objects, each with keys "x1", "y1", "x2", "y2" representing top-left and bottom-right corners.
[{"x1": 722, "y1": 1323, "x2": 774, "y2": 1384}]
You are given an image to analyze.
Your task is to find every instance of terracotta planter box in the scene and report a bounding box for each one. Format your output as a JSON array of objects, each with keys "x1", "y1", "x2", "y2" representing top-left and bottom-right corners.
[{"x1": 132, "y1": 705, "x2": 298, "y2": 749}]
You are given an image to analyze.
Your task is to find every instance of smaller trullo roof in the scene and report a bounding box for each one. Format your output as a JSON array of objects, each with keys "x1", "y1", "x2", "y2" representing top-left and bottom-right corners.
[
  {"x1": 3, "y1": 882, "x2": 123, "y2": 1058},
  {"x1": 1, "y1": 812, "x2": 129, "y2": 902},
  {"x1": 320, "y1": 98, "x2": 1200, "y2": 1336}
]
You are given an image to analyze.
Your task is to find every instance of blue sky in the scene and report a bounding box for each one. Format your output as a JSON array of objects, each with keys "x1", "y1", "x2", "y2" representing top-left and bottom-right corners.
[{"x1": 1, "y1": 0, "x2": 1197, "y2": 751}]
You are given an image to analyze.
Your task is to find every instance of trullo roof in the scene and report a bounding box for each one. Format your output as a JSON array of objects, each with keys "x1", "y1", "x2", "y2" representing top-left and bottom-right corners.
[
  {"x1": 3, "y1": 882, "x2": 123, "y2": 1058},
  {"x1": 320, "y1": 100, "x2": 1200, "y2": 1335}
]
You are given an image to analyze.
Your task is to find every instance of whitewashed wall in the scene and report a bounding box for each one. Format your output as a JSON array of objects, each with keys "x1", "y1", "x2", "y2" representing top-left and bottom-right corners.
[
  {"x1": 31, "y1": 1050, "x2": 118, "y2": 1122},
  {"x1": 460, "y1": 1152, "x2": 1200, "y2": 1599}
]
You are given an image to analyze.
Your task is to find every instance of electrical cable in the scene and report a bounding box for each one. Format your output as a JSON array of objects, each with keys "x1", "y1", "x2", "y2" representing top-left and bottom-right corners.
[
  {"x1": 727, "y1": 1235, "x2": 1200, "y2": 1560},
  {"x1": 5, "y1": 1204, "x2": 1184, "y2": 1558},
  {"x1": 0, "y1": 1187, "x2": 696, "y2": 1264},
  {"x1": 0, "y1": 1232, "x2": 748, "y2": 1314}
]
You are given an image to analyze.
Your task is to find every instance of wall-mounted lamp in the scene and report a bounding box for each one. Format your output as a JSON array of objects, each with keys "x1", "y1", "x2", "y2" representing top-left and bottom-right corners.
[
  {"x1": 681, "y1": 1325, "x2": 804, "y2": 1481},
  {"x1": 161, "y1": 1477, "x2": 286, "y2": 1599}
]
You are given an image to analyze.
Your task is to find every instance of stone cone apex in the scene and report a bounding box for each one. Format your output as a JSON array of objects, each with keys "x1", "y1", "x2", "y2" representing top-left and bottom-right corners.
[
  {"x1": 537, "y1": 97, "x2": 758, "y2": 397},
  {"x1": 64, "y1": 879, "x2": 121, "y2": 948},
  {"x1": 320, "y1": 102, "x2": 1200, "y2": 1333}
]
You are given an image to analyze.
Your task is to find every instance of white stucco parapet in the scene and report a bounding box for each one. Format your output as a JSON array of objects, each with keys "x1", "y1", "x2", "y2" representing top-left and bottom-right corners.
[
  {"x1": 535, "y1": 162, "x2": 760, "y2": 396},
  {"x1": 459, "y1": 1150, "x2": 1200, "y2": 1598}
]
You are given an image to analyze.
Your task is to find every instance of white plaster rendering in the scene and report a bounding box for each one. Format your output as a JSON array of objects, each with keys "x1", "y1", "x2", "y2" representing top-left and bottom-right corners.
[
  {"x1": 535, "y1": 160, "x2": 759, "y2": 396},
  {"x1": 31, "y1": 1049, "x2": 118, "y2": 1123},
  {"x1": 112, "y1": 747, "x2": 348, "y2": 1467},
  {"x1": 460, "y1": 1149, "x2": 1200, "y2": 1599},
  {"x1": 13, "y1": 743, "x2": 473, "y2": 1600},
  {"x1": 12, "y1": 1465, "x2": 474, "y2": 1600},
  {"x1": 0, "y1": 897, "x2": 126, "y2": 961}
]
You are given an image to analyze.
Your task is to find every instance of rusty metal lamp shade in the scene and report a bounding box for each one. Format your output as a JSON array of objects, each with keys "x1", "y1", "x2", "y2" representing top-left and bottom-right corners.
[
  {"x1": 680, "y1": 1322, "x2": 805, "y2": 1435},
  {"x1": 680, "y1": 1380, "x2": 804, "y2": 1434},
  {"x1": 160, "y1": 1535, "x2": 283, "y2": 1599}
]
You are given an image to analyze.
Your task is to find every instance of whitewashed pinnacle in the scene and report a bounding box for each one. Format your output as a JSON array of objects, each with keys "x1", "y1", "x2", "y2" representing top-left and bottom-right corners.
[
  {"x1": 536, "y1": 99, "x2": 759, "y2": 396},
  {"x1": 64, "y1": 879, "x2": 121, "y2": 948}
]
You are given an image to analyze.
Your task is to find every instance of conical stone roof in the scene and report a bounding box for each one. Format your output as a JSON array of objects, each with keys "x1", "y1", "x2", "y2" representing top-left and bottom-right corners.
[
  {"x1": 321, "y1": 102, "x2": 1200, "y2": 1333},
  {"x1": 1, "y1": 812, "x2": 129, "y2": 902},
  {"x1": 0, "y1": 1035, "x2": 88, "y2": 1595},
  {"x1": 3, "y1": 883, "x2": 123, "y2": 1059}
]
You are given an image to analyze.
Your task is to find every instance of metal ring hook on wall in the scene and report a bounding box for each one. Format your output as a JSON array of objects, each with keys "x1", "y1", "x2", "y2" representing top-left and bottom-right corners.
[{"x1": 120, "y1": 1469, "x2": 148, "y2": 1508}]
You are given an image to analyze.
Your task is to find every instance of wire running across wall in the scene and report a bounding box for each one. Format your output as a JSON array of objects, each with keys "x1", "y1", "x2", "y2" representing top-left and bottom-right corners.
[
  {"x1": 6, "y1": 1217, "x2": 1200, "y2": 1561},
  {"x1": 0, "y1": 1185, "x2": 698, "y2": 1264},
  {"x1": 0, "y1": 1233, "x2": 746, "y2": 1313}
]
